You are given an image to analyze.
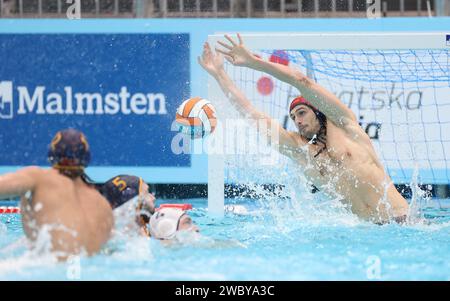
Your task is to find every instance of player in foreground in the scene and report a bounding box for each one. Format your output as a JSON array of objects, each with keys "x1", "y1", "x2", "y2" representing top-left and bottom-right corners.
[{"x1": 0, "y1": 129, "x2": 113, "y2": 260}]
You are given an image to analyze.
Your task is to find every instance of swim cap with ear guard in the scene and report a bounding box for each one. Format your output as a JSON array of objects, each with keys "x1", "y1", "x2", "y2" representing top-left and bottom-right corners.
[
  {"x1": 289, "y1": 96, "x2": 317, "y2": 113},
  {"x1": 48, "y1": 128, "x2": 91, "y2": 169},
  {"x1": 101, "y1": 175, "x2": 143, "y2": 209},
  {"x1": 149, "y1": 208, "x2": 186, "y2": 240}
]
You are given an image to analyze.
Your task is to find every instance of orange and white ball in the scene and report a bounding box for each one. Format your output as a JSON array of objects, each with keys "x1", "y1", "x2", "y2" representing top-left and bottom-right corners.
[{"x1": 175, "y1": 97, "x2": 217, "y2": 139}]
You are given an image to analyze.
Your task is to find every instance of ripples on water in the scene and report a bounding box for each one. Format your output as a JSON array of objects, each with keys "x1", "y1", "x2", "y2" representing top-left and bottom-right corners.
[{"x1": 0, "y1": 192, "x2": 449, "y2": 280}]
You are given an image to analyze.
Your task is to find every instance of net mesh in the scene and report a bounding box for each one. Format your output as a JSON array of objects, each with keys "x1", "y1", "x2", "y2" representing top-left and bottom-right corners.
[{"x1": 219, "y1": 48, "x2": 450, "y2": 184}]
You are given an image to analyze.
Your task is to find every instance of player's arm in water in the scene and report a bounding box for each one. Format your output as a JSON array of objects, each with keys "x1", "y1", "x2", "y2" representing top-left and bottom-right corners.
[
  {"x1": 216, "y1": 34, "x2": 358, "y2": 129},
  {"x1": 0, "y1": 167, "x2": 38, "y2": 199},
  {"x1": 198, "y1": 42, "x2": 304, "y2": 156}
]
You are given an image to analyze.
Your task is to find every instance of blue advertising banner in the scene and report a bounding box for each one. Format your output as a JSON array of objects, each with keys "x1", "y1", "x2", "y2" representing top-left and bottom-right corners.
[{"x1": 0, "y1": 33, "x2": 190, "y2": 167}]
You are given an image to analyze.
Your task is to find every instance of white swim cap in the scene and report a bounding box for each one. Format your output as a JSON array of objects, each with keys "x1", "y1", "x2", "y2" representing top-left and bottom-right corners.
[{"x1": 149, "y1": 208, "x2": 186, "y2": 240}]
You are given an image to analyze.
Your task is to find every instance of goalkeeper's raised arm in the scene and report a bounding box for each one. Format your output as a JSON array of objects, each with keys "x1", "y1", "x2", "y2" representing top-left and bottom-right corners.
[
  {"x1": 216, "y1": 33, "x2": 357, "y2": 129},
  {"x1": 198, "y1": 41, "x2": 304, "y2": 157}
]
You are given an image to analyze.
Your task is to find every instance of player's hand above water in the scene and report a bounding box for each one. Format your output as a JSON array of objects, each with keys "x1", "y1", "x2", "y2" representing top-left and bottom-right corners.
[
  {"x1": 216, "y1": 33, "x2": 257, "y2": 67},
  {"x1": 198, "y1": 42, "x2": 224, "y2": 77}
]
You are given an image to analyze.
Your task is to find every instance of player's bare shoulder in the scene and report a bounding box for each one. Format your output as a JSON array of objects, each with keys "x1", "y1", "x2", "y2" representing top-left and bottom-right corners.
[
  {"x1": 18, "y1": 165, "x2": 44, "y2": 176},
  {"x1": 38, "y1": 167, "x2": 72, "y2": 186},
  {"x1": 13, "y1": 166, "x2": 46, "y2": 187},
  {"x1": 277, "y1": 130, "x2": 309, "y2": 160},
  {"x1": 336, "y1": 115, "x2": 371, "y2": 145}
]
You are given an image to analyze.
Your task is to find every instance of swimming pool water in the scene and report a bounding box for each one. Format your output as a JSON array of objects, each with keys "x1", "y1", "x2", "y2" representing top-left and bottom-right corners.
[{"x1": 0, "y1": 198, "x2": 449, "y2": 280}]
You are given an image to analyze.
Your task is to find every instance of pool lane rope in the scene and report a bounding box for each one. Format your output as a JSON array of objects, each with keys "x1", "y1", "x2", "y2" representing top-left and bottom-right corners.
[
  {"x1": 0, "y1": 207, "x2": 21, "y2": 214},
  {"x1": 0, "y1": 204, "x2": 193, "y2": 214}
]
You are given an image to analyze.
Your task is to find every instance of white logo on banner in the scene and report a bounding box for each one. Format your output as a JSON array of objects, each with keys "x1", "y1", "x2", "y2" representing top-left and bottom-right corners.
[
  {"x1": 0, "y1": 81, "x2": 13, "y2": 119},
  {"x1": 0, "y1": 81, "x2": 168, "y2": 119}
]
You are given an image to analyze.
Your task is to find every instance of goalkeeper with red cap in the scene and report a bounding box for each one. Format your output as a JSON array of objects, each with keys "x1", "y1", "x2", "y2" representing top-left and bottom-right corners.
[{"x1": 199, "y1": 34, "x2": 409, "y2": 225}]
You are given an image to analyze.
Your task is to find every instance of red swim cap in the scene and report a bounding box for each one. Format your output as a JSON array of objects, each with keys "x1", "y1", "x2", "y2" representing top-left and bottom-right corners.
[
  {"x1": 289, "y1": 96, "x2": 317, "y2": 112},
  {"x1": 157, "y1": 203, "x2": 193, "y2": 211}
]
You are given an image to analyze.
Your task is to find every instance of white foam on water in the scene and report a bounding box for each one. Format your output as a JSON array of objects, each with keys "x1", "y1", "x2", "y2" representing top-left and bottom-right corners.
[
  {"x1": 0, "y1": 222, "x2": 6, "y2": 235},
  {"x1": 224, "y1": 138, "x2": 443, "y2": 231},
  {"x1": 0, "y1": 225, "x2": 62, "y2": 278},
  {"x1": 109, "y1": 234, "x2": 154, "y2": 262},
  {"x1": 224, "y1": 204, "x2": 248, "y2": 215},
  {"x1": 240, "y1": 174, "x2": 361, "y2": 234},
  {"x1": 0, "y1": 237, "x2": 27, "y2": 257},
  {"x1": 406, "y1": 164, "x2": 431, "y2": 224},
  {"x1": 0, "y1": 250, "x2": 58, "y2": 279},
  {"x1": 112, "y1": 198, "x2": 144, "y2": 236},
  {"x1": 0, "y1": 219, "x2": 91, "y2": 279},
  {"x1": 105, "y1": 198, "x2": 157, "y2": 262}
]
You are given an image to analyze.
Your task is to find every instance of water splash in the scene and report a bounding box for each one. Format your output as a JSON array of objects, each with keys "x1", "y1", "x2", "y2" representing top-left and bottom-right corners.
[
  {"x1": 0, "y1": 250, "x2": 57, "y2": 279},
  {"x1": 0, "y1": 198, "x2": 449, "y2": 280},
  {"x1": 407, "y1": 163, "x2": 430, "y2": 224},
  {"x1": 0, "y1": 223, "x2": 78, "y2": 279}
]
